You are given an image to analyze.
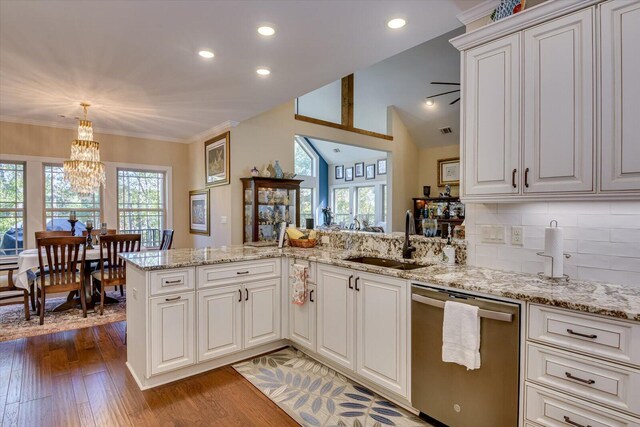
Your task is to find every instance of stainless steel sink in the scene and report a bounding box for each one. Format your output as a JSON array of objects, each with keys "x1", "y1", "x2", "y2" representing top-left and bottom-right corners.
[{"x1": 345, "y1": 256, "x2": 430, "y2": 271}]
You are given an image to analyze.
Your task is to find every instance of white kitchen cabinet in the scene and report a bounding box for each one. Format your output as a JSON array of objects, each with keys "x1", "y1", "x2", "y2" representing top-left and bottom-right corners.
[
  {"x1": 197, "y1": 285, "x2": 243, "y2": 362},
  {"x1": 523, "y1": 8, "x2": 595, "y2": 193},
  {"x1": 356, "y1": 272, "x2": 407, "y2": 397},
  {"x1": 463, "y1": 33, "x2": 521, "y2": 196},
  {"x1": 289, "y1": 283, "x2": 317, "y2": 352},
  {"x1": 150, "y1": 292, "x2": 195, "y2": 375},
  {"x1": 316, "y1": 264, "x2": 356, "y2": 371},
  {"x1": 600, "y1": 0, "x2": 640, "y2": 192},
  {"x1": 244, "y1": 278, "x2": 281, "y2": 349}
]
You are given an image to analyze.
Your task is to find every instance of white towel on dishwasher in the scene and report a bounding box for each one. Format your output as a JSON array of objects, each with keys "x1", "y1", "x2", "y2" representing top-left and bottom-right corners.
[{"x1": 442, "y1": 300, "x2": 481, "y2": 370}]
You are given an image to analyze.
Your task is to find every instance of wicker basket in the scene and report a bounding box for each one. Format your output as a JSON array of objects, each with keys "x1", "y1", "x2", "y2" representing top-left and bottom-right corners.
[{"x1": 288, "y1": 238, "x2": 318, "y2": 248}]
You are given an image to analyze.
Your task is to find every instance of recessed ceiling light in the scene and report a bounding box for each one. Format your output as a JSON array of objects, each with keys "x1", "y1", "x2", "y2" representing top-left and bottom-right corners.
[
  {"x1": 256, "y1": 67, "x2": 271, "y2": 76},
  {"x1": 387, "y1": 18, "x2": 406, "y2": 29},
  {"x1": 198, "y1": 50, "x2": 214, "y2": 59},
  {"x1": 258, "y1": 26, "x2": 275, "y2": 36},
  {"x1": 425, "y1": 98, "x2": 435, "y2": 107}
]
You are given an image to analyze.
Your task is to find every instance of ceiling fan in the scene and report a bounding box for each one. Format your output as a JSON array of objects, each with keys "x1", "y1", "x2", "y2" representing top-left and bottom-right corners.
[{"x1": 426, "y1": 81, "x2": 460, "y2": 105}]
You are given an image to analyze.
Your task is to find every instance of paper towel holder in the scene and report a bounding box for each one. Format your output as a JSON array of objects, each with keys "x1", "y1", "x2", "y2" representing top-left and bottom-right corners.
[{"x1": 536, "y1": 251, "x2": 571, "y2": 281}]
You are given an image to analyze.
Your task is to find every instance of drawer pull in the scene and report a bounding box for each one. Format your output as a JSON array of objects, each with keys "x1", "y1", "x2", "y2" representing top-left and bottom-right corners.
[
  {"x1": 164, "y1": 279, "x2": 182, "y2": 284},
  {"x1": 165, "y1": 296, "x2": 181, "y2": 302},
  {"x1": 565, "y1": 372, "x2": 595, "y2": 385},
  {"x1": 563, "y1": 415, "x2": 591, "y2": 427},
  {"x1": 236, "y1": 271, "x2": 250, "y2": 275},
  {"x1": 309, "y1": 290, "x2": 314, "y2": 303},
  {"x1": 348, "y1": 275, "x2": 354, "y2": 289},
  {"x1": 238, "y1": 289, "x2": 242, "y2": 302},
  {"x1": 566, "y1": 329, "x2": 597, "y2": 339}
]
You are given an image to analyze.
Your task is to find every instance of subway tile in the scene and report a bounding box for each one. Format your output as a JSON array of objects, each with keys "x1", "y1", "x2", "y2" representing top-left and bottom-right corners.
[
  {"x1": 578, "y1": 240, "x2": 612, "y2": 255},
  {"x1": 577, "y1": 214, "x2": 611, "y2": 228},
  {"x1": 563, "y1": 240, "x2": 577, "y2": 253},
  {"x1": 548, "y1": 201, "x2": 610, "y2": 214},
  {"x1": 547, "y1": 214, "x2": 578, "y2": 227},
  {"x1": 609, "y1": 257, "x2": 640, "y2": 273},
  {"x1": 522, "y1": 213, "x2": 551, "y2": 226},
  {"x1": 572, "y1": 254, "x2": 611, "y2": 269},
  {"x1": 577, "y1": 267, "x2": 640, "y2": 286},
  {"x1": 610, "y1": 201, "x2": 640, "y2": 215},
  {"x1": 521, "y1": 260, "x2": 545, "y2": 274},
  {"x1": 608, "y1": 215, "x2": 640, "y2": 228},
  {"x1": 475, "y1": 244, "x2": 498, "y2": 258},
  {"x1": 610, "y1": 228, "x2": 640, "y2": 243},
  {"x1": 523, "y1": 226, "x2": 545, "y2": 238},
  {"x1": 524, "y1": 237, "x2": 545, "y2": 251},
  {"x1": 498, "y1": 202, "x2": 548, "y2": 213},
  {"x1": 563, "y1": 227, "x2": 609, "y2": 241}
]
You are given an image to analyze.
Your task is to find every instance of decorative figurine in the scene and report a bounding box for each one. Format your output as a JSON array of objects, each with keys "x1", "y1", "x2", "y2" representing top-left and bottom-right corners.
[
  {"x1": 274, "y1": 160, "x2": 283, "y2": 179},
  {"x1": 266, "y1": 163, "x2": 276, "y2": 178},
  {"x1": 261, "y1": 165, "x2": 272, "y2": 177},
  {"x1": 85, "y1": 220, "x2": 94, "y2": 249},
  {"x1": 250, "y1": 166, "x2": 260, "y2": 177},
  {"x1": 423, "y1": 186, "x2": 431, "y2": 197}
]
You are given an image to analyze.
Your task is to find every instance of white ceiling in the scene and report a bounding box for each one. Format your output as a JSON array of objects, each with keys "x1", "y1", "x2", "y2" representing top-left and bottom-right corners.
[
  {"x1": 355, "y1": 26, "x2": 465, "y2": 148},
  {"x1": 307, "y1": 137, "x2": 386, "y2": 165},
  {"x1": 0, "y1": 0, "x2": 481, "y2": 142}
]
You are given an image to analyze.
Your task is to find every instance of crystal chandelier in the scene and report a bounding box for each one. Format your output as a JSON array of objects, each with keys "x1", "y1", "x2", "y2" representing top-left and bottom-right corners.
[{"x1": 63, "y1": 103, "x2": 106, "y2": 195}]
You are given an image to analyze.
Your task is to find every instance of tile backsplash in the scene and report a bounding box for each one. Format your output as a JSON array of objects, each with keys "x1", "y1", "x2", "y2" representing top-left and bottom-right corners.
[{"x1": 464, "y1": 201, "x2": 640, "y2": 286}]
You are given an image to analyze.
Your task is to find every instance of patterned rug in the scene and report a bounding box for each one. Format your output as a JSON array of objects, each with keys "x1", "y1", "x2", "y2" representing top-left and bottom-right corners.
[
  {"x1": 0, "y1": 290, "x2": 126, "y2": 342},
  {"x1": 233, "y1": 347, "x2": 431, "y2": 427}
]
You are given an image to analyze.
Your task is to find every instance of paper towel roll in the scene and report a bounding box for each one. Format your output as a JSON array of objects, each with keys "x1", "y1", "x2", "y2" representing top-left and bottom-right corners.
[{"x1": 544, "y1": 224, "x2": 564, "y2": 278}]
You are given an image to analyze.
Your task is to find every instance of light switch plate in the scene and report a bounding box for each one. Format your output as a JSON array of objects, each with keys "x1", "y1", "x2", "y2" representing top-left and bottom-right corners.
[
  {"x1": 511, "y1": 226, "x2": 523, "y2": 246},
  {"x1": 480, "y1": 225, "x2": 506, "y2": 244},
  {"x1": 220, "y1": 216, "x2": 227, "y2": 224}
]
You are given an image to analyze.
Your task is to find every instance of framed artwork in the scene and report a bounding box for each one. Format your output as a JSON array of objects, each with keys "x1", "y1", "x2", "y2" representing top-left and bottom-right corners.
[
  {"x1": 438, "y1": 157, "x2": 460, "y2": 187},
  {"x1": 377, "y1": 158, "x2": 387, "y2": 175},
  {"x1": 365, "y1": 164, "x2": 375, "y2": 180},
  {"x1": 189, "y1": 189, "x2": 210, "y2": 235},
  {"x1": 205, "y1": 131, "x2": 230, "y2": 187},
  {"x1": 335, "y1": 165, "x2": 344, "y2": 180},
  {"x1": 345, "y1": 167, "x2": 354, "y2": 182},
  {"x1": 355, "y1": 162, "x2": 364, "y2": 178}
]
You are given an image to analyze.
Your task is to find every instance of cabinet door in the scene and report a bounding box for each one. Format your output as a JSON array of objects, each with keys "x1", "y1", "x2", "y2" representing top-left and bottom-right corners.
[
  {"x1": 463, "y1": 33, "x2": 521, "y2": 196},
  {"x1": 150, "y1": 293, "x2": 195, "y2": 376},
  {"x1": 198, "y1": 285, "x2": 243, "y2": 362},
  {"x1": 601, "y1": 0, "x2": 640, "y2": 191},
  {"x1": 289, "y1": 283, "x2": 317, "y2": 352},
  {"x1": 244, "y1": 278, "x2": 281, "y2": 349},
  {"x1": 316, "y1": 265, "x2": 355, "y2": 371},
  {"x1": 523, "y1": 8, "x2": 595, "y2": 193},
  {"x1": 356, "y1": 273, "x2": 407, "y2": 397}
]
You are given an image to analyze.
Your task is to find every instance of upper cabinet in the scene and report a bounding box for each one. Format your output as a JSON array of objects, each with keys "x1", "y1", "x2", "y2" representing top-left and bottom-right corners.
[
  {"x1": 453, "y1": 0, "x2": 640, "y2": 201},
  {"x1": 600, "y1": 0, "x2": 640, "y2": 191}
]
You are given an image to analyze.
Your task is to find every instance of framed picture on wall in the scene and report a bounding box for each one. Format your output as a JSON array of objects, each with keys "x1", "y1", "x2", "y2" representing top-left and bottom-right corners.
[
  {"x1": 365, "y1": 164, "x2": 375, "y2": 180},
  {"x1": 345, "y1": 167, "x2": 354, "y2": 182},
  {"x1": 438, "y1": 157, "x2": 460, "y2": 187},
  {"x1": 377, "y1": 158, "x2": 387, "y2": 175},
  {"x1": 189, "y1": 189, "x2": 210, "y2": 235},
  {"x1": 355, "y1": 162, "x2": 364, "y2": 178},
  {"x1": 335, "y1": 165, "x2": 344, "y2": 180},
  {"x1": 205, "y1": 131, "x2": 230, "y2": 187}
]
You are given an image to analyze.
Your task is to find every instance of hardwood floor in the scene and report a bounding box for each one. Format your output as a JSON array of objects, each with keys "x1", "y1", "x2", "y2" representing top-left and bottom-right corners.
[{"x1": 0, "y1": 322, "x2": 298, "y2": 426}]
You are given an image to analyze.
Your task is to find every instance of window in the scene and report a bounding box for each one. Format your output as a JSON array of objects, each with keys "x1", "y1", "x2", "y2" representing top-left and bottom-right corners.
[
  {"x1": 381, "y1": 184, "x2": 387, "y2": 223},
  {"x1": 294, "y1": 140, "x2": 314, "y2": 176},
  {"x1": 333, "y1": 188, "x2": 351, "y2": 227},
  {"x1": 44, "y1": 164, "x2": 101, "y2": 231},
  {"x1": 117, "y1": 169, "x2": 166, "y2": 247},
  {"x1": 355, "y1": 186, "x2": 376, "y2": 226},
  {"x1": 0, "y1": 162, "x2": 25, "y2": 257},
  {"x1": 300, "y1": 188, "x2": 314, "y2": 228}
]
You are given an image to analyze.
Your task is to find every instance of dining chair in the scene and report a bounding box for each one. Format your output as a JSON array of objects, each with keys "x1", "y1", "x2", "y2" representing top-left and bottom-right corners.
[
  {"x1": 159, "y1": 229, "x2": 174, "y2": 250},
  {"x1": 0, "y1": 260, "x2": 30, "y2": 321},
  {"x1": 92, "y1": 234, "x2": 141, "y2": 315},
  {"x1": 36, "y1": 236, "x2": 87, "y2": 325},
  {"x1": 81, "y1": 229, "x2": 117, "y2": 237},
  {"x1": 28, "y1": 230, "x2": 74, "y2": 311}
]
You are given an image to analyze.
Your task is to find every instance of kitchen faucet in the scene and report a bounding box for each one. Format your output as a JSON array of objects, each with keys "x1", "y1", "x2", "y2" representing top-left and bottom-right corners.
[{"x1": 402, "y1": 210, "x2": 416, "y2": 259}]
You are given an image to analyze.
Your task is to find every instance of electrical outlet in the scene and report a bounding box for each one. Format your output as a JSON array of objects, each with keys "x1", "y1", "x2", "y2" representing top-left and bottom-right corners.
[{"x1": 511, "y1": 226, "x2": 523, "y2": 246}]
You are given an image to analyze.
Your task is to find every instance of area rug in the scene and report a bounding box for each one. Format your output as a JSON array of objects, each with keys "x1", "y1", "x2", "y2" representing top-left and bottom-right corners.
[
  {"x1": 0, "y1": 290, "x2": 126, "y2": 342},
  {"x1": 233, "y1": 347, "x2": 430, "y2": 427}
]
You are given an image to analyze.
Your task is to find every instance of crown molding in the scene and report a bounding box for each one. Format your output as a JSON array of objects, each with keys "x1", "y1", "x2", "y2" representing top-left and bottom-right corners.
[
  {"x1": 187, "y1": 120, "x2": 239, "y2": 144},
  {"x1": 0, "y1": 115, "x2": 188, "y2": 144},
  {"x1": 456, "y1": 0, "x2": 500, "y2": 26}
]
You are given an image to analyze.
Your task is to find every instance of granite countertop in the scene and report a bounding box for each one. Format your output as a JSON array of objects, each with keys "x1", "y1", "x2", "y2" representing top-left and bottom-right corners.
[{"x1": 120, "y1": 246, "x2": 640, "y2": 322}]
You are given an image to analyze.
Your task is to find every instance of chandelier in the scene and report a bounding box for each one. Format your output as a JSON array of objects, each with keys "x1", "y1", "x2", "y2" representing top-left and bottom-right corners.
[{"x1": 63, "y1": 103, "x2": 106, "y2": 195}]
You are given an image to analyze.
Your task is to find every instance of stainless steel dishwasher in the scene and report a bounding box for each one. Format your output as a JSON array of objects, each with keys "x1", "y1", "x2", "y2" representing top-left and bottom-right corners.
[{"x1": 411, "y1": 284, "x2": 520, "y2": 427}]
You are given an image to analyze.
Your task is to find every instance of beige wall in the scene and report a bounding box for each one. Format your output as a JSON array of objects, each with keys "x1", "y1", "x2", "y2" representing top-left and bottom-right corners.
[
  {"x1": 187, "y1": 100, "x2": 421, "y2": 247},
  {"x1": 0, "y1": 121, "x2": 191, "y2": 248},
  {"x1": 417, "y1": 144, "x2": 460, "y2": 197}
]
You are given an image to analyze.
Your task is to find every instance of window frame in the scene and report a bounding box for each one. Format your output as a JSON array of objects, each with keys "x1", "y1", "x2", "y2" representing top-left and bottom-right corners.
[
  {"x1": 354, "y1": 185, "x2": 376, "y2": 225},
  {"x1": 116, "y1": 167, "x2": 168, "y2": 248},
  {"x1": 294, "y1": 137, "x2": 320, "y2": 227},
  {"x1": 0, "y1": 160, "x2": 26, "y2": 259},
  {"x1": 42, "y1": 162, "x2": 103, "y2": 231}
]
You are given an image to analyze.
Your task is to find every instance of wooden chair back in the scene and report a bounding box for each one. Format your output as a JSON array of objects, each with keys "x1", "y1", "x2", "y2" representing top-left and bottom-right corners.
[
  {"x1": 159, "y1": 230, "x2": 174, "y2": 250},
  {"x1": 0, "y1": 261, "x2": 19, "y2": 294},
  {"x1": 35, "y1": 230, "x2": 72, "y2": 241},
  {"x1": 82, "y1": 229, "x2": 117, "y2": 237},
  {"x1": 97, "y1": 234, "x2": 141, "y2": 285},
  {"x1": 36, "y1": 236, "x2": 86, "y2": 290}
]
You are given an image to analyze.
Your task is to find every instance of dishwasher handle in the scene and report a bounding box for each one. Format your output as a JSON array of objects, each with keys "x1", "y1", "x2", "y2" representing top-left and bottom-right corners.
[{"x1": 411, "y1": 293, "x2": 513, "y2": 323}]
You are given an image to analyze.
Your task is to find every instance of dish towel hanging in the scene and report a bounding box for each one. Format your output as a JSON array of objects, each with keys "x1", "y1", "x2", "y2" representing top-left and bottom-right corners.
[
  {"x1": 442, "y1": 300, "x2": 481, "y2": 370},
  {"x1": 290, "y1": 263, "x2": 308, "y2": 305}
]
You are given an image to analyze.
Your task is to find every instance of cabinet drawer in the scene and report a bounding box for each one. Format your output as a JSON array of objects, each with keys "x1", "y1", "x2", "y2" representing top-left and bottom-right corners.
[
  {"x1": 525, "y1": 384, "x2": 640, "y2": 427},
  {"x1": 527, "y1": 343, "x2": 640, "y2": 416},
  {"x1": 150, "y1": 268, "x2": 194, "y2": 296},
  {"x1": 197, "y1": 259, "x2": 280, "y2": 289},
  {"x1": 288, "y1": 258, "x2": 316, "y2": 283},
  {"x1": 528, "y1": 305, "x2": 640, "y2": 367}
]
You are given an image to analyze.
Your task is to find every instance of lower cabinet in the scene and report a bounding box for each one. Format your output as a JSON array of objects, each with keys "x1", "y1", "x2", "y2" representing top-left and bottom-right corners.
[
  {"x1": 289, "y1": 283, "x2": 317, "y2": 352},
  {"x1": 316, "y1": 264, "x2": 408, "y2": 398},
  {"x1": 198, "y1": 285, "x2": 243, "y2": 362},
  {"x1": 244, "y1": 278, "x2": 281, "y2": 349},
  {"x1": 150, "y1": 292, "x2": 195, "y2": 375}
]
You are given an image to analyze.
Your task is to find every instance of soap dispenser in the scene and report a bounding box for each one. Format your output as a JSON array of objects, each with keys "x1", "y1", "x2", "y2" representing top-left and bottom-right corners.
[{"x1": 443, "y1": 224, "x2": 456, "y2": 265}]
